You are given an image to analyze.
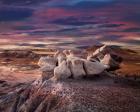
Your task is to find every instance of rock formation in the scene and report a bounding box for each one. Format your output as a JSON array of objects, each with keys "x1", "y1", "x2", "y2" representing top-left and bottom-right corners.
[
  {"x1": 41, "y1": 47, "x2": 114, "y2": 81},
  {"x1": 87, "y1": 45, "x2": 122, "y2": 70},
  {"x1": 54, "y1": 50, "x2": 66, "y2": 65},
  {"x1": 51, "y1": 60, "x2": 72, "y2": 81},
  {"x1": 38, "y1": 56, "x2": 57, "y2": 67},
  {"x1": 38, "y1": 56, "x2": 57, "y2": 81},
  {"x1": 83, "y1": 60, "x2": 109, "y2": 76},
  {"x1": 0, "y1": 45, "x2": 123, "y2": 112},
  {"x1": 69, "y1": 59, "x2": 86, "y2": 79}
]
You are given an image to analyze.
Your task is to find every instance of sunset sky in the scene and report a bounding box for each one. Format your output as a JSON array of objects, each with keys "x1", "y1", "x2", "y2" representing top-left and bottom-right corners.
[{"x1": 0, "y1": 0, "x2": 140, "y2": 49}]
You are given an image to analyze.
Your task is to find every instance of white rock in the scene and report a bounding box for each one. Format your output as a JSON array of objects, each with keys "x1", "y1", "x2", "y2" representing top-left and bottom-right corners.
[
  {"x1": 52, "y1": 60, "x2": 71, "y2": 81},
  {"x1": 54, "y1": 50, "x2": 60, "y2": 59},
  {"x1": 38, "y1": 56, "x2": 57, "y2": 71},
  {"x1": 100, "y1": 54, "x2": 111, "y2": 67},
  {"x1": 63, "y1": 50, "x2": 70, "y2": 56},
  {"x1": 38, "y1": 56, "x2": 57, "y2": 67},
  {"x1": 38, "y1": 56, "x2": 57, "y2": 81},
  {"x1": 86, "y1": 45, "x2": 109, "y2": 63},
  {"x1": 66, "y1": 50, "x2": 81, "y2": 61},
  {"x1": 54, "y1": 50, "x2": 66, "y2": 65},
  {"x1": 65, "y1": 51, "x2": 86, "y2": 78},
  {"x1": 87, "y1": 54, "x2": 97, "y2": 62},
  {"x1": 69, "y1": 59, "x2": 86, "y2": 78},
  {"x1": 57, "y1": 53, "x2": 66, "y2": 65},
  {"x1": 100, "y1": 53, "x2": 119, "y2": 69},
  {"x1": 40, "y1": 64, "x2": 56, "y2": 72},
  {"x1": 99, "y1": 45, "x2": 107, "y2": 52},
  {"x1": 92, "y1": 45, "x2": 107, "y2": 59},
  {"x1": 83, "y1": 60, "x2": 108, "y2": 75}
]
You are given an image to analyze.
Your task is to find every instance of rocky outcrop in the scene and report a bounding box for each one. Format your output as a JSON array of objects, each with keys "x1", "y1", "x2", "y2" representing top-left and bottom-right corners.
[
  {"x1": 38, "y1": 56, "x2": 57, "y2": 68},
  {"x1": 54, "y1": 50, "x2": 67, "y2": 65},
  {"x1": 84, "y1": 60, "x2": 109, "y2": 76},
  {"x1": 87, "y1": 45, "x2": 122, "y2": 70},
  {"x1": 38, "y1": 47, "x2": 117, "y2": 81},
  {"x1": 52, "y1": 60, "x2": 72, "y2": 81},
  {"x1": 38, "y1": 56, "x2": 57, "y2": 81},
  {"x1": 100, "y1": 54, "x2": 121, "y2": 71},
  {"x1": 69, "y1": 59, "x2": 86, "y2": 79}
]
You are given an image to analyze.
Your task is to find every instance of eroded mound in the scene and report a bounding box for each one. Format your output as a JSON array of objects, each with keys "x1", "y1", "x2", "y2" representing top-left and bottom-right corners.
[{"x1": 0, "y1": 78, "x2": 140, "y2": 112}]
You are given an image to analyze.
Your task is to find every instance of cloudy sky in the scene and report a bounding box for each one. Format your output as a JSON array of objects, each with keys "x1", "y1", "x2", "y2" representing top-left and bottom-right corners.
[{"x1": 0, "y1": 0, "x2": 140, "y2": 49}]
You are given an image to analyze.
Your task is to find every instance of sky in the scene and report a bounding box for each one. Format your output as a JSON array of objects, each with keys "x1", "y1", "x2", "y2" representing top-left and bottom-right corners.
[{"x1": 0, "y1": 0, "x2": 140, "y2": 49}]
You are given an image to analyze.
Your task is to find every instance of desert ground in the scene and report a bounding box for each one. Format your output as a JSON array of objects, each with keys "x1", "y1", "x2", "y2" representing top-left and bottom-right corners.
[{"x1": 0, "y1": 45, "x2": 140, "y2": 112}]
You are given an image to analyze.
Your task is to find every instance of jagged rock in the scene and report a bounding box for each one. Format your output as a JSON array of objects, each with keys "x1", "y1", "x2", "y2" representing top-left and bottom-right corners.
[
  {"x1": 68, "y1": 50, "x2": 83, "y2": 58},
  {"x1": 87, "y1": 54, "x2": 98, "y2": 62},
  {"x1": 52, "y1": 61, "x2": 71, "y2": 81},
  {"x1": 101, "y1": 54, "x2": 122, "y2": 71},
  {"x1": 38, "y1": 46, "x2": 122, "y2": 81},
  {"x1": 63, "y1": 50, "x2": 70, "y2": 56},
  {"x1": 38, "y1": 56, "x2": 57, "y2": 67},
  {"x1": 83, "y1": 60, "x2": 109, "y2": 76},
  {"x1": 54, "y1": 50, "x2": 67, "y2": 64},
  {"x1": 54, "y1": 50, "x2": 61, "y2": 59},
  {"x1": 87, "y1": 45, "x2": 122, "y2": 71},
  {"x1": 41, "y1": 71, "x2": 53, "y2": 81},
  {"x1": 87, "y1": 45, "x2": 112, "y2": 61},
  {"x1": 63, "y1": 50, "x2": 86, "y2": 78},
  {"x1": 38, "y1": 56, "x2": 57, "y2": 81},
  {"x1": 39, "y1": 52, "x2": 65, "y2": 82},
  {"x1": 40, "y1": 63, "x2": 56, "y2": 72},
  {"x1": 92, "y1": 45, "x2": 107, "y2": 59},
  {"x1": 39, "y1": 49, "x2": 113, "y2": 81},
  {"x1": 69, "y1": 59, "x2": 86, "y2": 79}
]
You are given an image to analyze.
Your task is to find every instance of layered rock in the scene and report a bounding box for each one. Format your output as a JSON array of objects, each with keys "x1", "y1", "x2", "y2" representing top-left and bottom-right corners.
[
  {"x1": 38, "y1": 56, "x2": 57, "y2": 81},
  {"x1": 38, "y1": 56, "x2": 57, "y2": 67},
  {"x1": 52, "y1": 60, "x2": 72, "y2": 81},
  {"x1": 37, "y1": 45, "x2": 123, "y2": 82},
  {"x1": 83, "y1": 60, "x2": 109, "y2": 76},
  {"x1": 69, "y1": 59, "x2": 86, "y2": 79},
  {"x1": 40, "y1": 49, "x2": 113, "y2": 81},
  {"x1": 100, "y1": 54, "x2": 120, "y2": 70},
  {"x1": 87, "y1": 45, "x2": 122, "y2": 70}
]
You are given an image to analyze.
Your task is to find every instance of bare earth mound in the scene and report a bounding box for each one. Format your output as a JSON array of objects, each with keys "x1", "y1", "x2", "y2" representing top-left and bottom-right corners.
[{"x1": 0, "y1": 76, "x2": 140, "y2": 112}]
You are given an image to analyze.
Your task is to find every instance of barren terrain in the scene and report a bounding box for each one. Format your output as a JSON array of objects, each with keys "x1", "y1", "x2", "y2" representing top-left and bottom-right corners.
[{"x1": 0, "y1": 46, "x2": 140, "y2": 112}]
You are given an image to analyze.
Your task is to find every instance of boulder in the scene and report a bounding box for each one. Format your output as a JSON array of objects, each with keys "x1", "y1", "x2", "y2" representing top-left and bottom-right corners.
[
  {"x1": 51, "y1": 60, "x2": 71, "y2": 81},
  {"x1": 101, "y1": 54, "x2": 122, "y2": 71},
  {"x1": 92, "y1": 45, "x2": 107, "y2": 58},
  {"x1": 87, "y1": 54, "x2": 99, "y2": 62},
  {"x1": 38, "y1": 56, "x2": 57, "y2": 67},
  {"x1": 87, "y1": 45, "x2": 122, "y2": 71},
  {"x1": 54, "y1": 50, "x2": 66, "y2": 65},
  {"x1": 38, "y1": 56, "x2": 57, "y2": 81},
  {"x1": 40, "y1": 64, "x2": 56, "y2": 81},
  {"x1": 69, "y1": 59, "x2": 86, "y2": 79},
  {"x1": 83, "y1": 60, "x2": 108, "y2": 76},
  {"x1": 64, "y1": 50, "x2": 87, "y2": 78},
  {"x1": 57, "y1": 53, "x2": 66, "y2": 65}
]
